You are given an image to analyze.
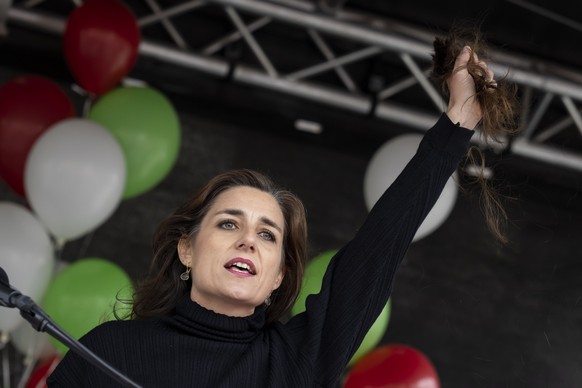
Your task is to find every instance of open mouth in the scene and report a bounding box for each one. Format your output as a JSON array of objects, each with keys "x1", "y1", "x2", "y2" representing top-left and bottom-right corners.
[{"x1": 224, "y1": 259, "x2": 256, "y2": 275}]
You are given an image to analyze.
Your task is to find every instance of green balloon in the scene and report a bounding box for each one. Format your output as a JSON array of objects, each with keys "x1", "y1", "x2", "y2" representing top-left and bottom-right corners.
[
  {"x1": 348, "y1": 301, "x2": 391, "y2": 366},
  {"x1": 291, "y1": 250, "x2": 337, "y2": 316},
  {"x1": 88, "y1": 86, "x2": 181, "y2": 199},
  {"x1": 42, "y1": 258, "x2": 133, "y2": 355},
  {"x1": 291, "y1": 249, "x2": 391, "y2": 366}
]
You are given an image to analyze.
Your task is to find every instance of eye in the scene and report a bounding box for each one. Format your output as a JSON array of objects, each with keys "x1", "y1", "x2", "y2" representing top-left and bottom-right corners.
[
  {"x1": 259, "y1": 230, "x2": 275, "y2": 242},
  {"x1": 219, "y1": 220, "x2": 237, "y2": 230}
]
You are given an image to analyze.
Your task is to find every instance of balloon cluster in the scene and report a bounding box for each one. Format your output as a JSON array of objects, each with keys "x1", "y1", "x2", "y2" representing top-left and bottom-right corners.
[
  {"x1": 0, "y1": 0, "x2": 180, "y2": 385},
  {"x1": 0, "y1": 203, "x2": 134, "y2": 384},
  {"x1": 0, "y1": 0, "x2": 181, "y2": 242},
  {"x1": 291, "y1": 250, "x2": 441, "y2": 387}
]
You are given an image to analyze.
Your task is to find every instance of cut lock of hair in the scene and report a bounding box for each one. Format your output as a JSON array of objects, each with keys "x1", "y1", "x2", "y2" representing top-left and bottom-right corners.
[{"x1": 431, "y1": 27, "x2": 520, "y2": 245}]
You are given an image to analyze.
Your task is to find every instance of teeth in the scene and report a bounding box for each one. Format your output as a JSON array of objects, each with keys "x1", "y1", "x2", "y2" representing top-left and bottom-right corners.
[{"x1": 230, "y1": 262, "x2": 253, "y2": 273}]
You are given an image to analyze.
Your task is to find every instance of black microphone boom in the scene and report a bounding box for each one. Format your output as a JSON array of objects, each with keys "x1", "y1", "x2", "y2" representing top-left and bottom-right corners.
[{"x1": 0, "y1": 266, "x2": 142, "y2": 387}]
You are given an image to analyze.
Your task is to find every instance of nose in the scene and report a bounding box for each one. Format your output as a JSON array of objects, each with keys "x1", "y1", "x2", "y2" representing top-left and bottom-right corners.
[{"x1": 236, "y1": 232, "x2": 256, "y2": 251}]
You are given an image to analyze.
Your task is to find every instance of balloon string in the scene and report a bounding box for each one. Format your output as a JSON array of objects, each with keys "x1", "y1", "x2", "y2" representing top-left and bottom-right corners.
[
  {"x1": 82, "y1": 97, "x2": 92, "y2": 117},
  {"x1": 1, "y1": 332, "x2": 10, "y2": 388},
  {"x1": 16, "y1": 349, "x2": 37, "y2": 388},
  {"x1": 83, "y1": 90, "x2": 96, "y2": 118},
  {"x1": 53, "y1": 237, "x2": 66, "y2": 261},
  {"x1": 51, "y1": 236, "x2": 67, "y2": 277},
  {"x1": 70, "y1": 82, "x2": 95, "y2": 117},
  {"x1": 17, "y1": 330, "x2": 51, "y2": 388},
  {"x1": 78, "y1": 231, "x2": 95, "y2": 261}
]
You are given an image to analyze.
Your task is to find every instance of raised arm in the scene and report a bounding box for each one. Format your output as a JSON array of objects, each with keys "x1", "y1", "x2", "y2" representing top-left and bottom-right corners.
[{"x1": 282, "y1": 47, "x2": 492, "y2": 386}]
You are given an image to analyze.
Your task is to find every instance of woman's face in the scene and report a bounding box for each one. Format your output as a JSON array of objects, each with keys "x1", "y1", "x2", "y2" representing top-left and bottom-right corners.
[{"x1": 178, "y1": 186, "x2": 285, "y2": 317}]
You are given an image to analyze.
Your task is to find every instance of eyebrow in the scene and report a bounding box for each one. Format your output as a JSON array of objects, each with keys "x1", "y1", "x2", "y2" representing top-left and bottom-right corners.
[{"x1": 215, "y1": 208, "x2": 283, "y2": 234}]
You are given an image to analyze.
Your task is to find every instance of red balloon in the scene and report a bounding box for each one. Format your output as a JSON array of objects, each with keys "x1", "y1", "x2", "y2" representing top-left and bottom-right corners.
[
  {"x1": 63, "y1": 0, "x2": 141, "y2": 95},
  {"x1": 0, "y1": 75, "x2": 76, "y2": 197},
  {"x1": 26, "y1": 355, "x2": 62, "y2": 388},
  {"x1": 344, "y1": 344, "x2": 440, "y2": 388}
]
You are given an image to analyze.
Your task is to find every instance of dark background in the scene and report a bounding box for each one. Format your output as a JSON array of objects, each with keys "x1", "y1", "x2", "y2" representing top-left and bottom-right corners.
[{"x1": 2, "y1": 0, "x2": 582, "y2": 387}]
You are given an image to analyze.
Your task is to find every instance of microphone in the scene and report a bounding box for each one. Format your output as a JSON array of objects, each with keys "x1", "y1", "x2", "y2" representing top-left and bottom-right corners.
[{"x1": 0, "y1": 266, "x2": 36, "y2": 311}]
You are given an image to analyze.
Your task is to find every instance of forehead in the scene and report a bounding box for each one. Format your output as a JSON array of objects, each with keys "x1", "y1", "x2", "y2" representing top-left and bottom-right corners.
[{"x1": 210, "y1": 186, "x2": 284, "y2": 223}]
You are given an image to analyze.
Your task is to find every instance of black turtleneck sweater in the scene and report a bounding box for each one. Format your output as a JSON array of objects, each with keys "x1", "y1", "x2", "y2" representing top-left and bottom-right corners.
[{"x1": 47, "y1": 114, "x2": 473, "y2": 388}]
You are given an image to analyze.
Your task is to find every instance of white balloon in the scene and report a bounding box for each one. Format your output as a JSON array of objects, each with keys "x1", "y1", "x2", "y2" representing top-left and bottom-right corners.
[
  {"x1": 24, "y1": 118, "x2": 126, "y2": 242},
  {"x1": 0, "y1": 202, "x2": 55, "y2": 333},
  {"x1": 363, "y1": 134, "x2": 458, "y2": 242}
]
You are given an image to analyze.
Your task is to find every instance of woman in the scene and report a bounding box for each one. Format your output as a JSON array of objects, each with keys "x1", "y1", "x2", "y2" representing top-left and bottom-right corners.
[{"x1": 48, "y1": 46, "x2": 491, "y2": 387}]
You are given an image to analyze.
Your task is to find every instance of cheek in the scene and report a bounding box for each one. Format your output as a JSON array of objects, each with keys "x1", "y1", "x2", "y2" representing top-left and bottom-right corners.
[
  {"x1": 273, "y1": 249, "x2": 284, "y2": 271},
  {"x1": 275, "y1": 257, "x2": 286, "y2": 286},
  {"x1": 189, "y1": 237, "x2": 211, "y2": 270},
  {"x1": 264, "y1": 251, "x2": 284, "y2": 284}
]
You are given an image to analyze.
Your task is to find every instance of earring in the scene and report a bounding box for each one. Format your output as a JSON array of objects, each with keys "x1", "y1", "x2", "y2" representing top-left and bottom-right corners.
[
  {"x1": 180, "y1": 265, "x2": 191, "y2": 281},
  {"x1": 264, "y1": 294, "x2": 272, "y2": 306}
]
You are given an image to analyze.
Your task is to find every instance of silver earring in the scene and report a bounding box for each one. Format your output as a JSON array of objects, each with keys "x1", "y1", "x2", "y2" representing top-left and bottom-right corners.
[
  {"x1": 264, "y1": 295, "x2": 272, "y2": 306},
  {"x1": 180, "y1": 265, "x2": 191, "y2": 281}
]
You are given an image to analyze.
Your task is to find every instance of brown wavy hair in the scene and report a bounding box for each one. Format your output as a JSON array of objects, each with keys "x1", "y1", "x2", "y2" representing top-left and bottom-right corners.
[
  {"x1": 431, "y1": 27, "x2": 520, "y2": 244},
  {"x1": 128, "y1": 169, "x2": 308, "y2": 323}
]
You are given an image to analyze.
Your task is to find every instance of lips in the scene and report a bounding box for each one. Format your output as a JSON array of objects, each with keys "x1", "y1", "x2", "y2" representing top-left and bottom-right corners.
[{"x1": 224, "y1": 257, "x2": 257, "y2": 276}]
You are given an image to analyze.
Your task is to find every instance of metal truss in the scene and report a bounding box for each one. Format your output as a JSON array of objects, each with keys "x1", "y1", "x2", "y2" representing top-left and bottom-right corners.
[{"x1": 5, "y1": 0, "x2": 582, "y2": 174}]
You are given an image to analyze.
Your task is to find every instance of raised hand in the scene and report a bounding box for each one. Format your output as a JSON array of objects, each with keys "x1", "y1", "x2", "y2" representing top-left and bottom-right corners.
[{"x1": 445, "y1": 46, "x2": 493, "y2": 130}]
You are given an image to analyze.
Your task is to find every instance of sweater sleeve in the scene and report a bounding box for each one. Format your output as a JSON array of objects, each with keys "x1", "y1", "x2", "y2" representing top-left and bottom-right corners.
[{"x1": 283, "y1": 113, "x2": 474, "y2": 386}]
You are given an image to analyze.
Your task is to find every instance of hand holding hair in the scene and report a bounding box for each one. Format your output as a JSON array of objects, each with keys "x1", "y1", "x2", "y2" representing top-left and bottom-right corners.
[
  {"x1": 443, "y1": 46, "x2": 485, "y2": 130},
  {"x1": 432, "y1": 28, "x2": 521, "y2": 245},
  {"x1": 432, "y1": 29, "x2": 519, "y2": 141}
]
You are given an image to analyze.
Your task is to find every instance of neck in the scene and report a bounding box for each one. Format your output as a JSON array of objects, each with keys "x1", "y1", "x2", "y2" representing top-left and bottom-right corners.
[{"x1": 189, "y1": 290, "x2": 256, "y2": 318}]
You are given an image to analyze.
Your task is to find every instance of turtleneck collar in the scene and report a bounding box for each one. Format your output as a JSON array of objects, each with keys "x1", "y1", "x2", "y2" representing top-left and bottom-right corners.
[{"x1": 163, "y1": 294, "x2": 266, "y2": 343}]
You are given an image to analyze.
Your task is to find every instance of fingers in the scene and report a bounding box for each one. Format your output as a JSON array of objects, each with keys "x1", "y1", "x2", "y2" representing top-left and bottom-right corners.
[
  {"x1": 476, "y1": 59, "x2": 494, "y2": 83},
  {"x1": 455, "y1": 46, "x2": 472, "y2": 68},
  {"x1": 478, "y1": 59, "x2": 497, "y2": 90},
  {"x1": 456, "y1": 46, "x2": 497, "y2": 88},
  {"x1": 446, "y1": 46, "x2": 485, "y2": 129},
  {"x1": 478, "y1": 61, "x2": 492, "y2": 80}
]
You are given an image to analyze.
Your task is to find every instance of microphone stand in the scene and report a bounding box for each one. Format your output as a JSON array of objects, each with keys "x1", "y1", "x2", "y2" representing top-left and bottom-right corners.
[{"x1": 12, "y1": 294, "x2": 142, "y2": 388}]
